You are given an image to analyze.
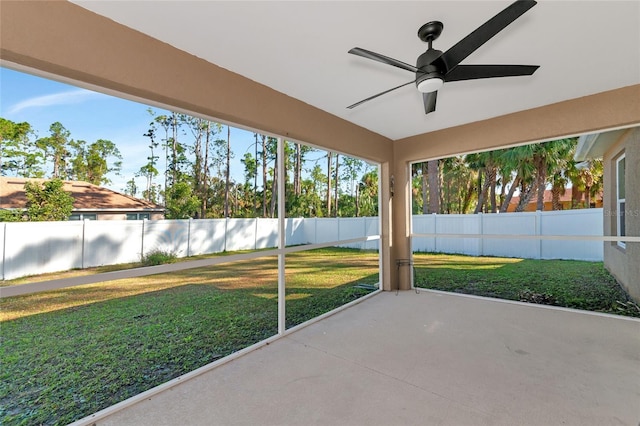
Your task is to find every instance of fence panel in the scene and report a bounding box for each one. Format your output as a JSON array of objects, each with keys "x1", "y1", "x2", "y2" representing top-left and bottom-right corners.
[
  {"x1": 143, "y1": 220, "x2": 190, "y2": 257},
  {"x1": 540, "y1": 209, "x2": 603, "y2": 260},
  {"x1": 0, "y1": 224, "x2": 4, "y2": 279},
  {"x1": 84, "y1": 220, "x2": 143, "y2": 267},
  {"x1": 225, "y1": 219, "x2": 258, "y2": 251},
  {"x1": 302, "y1": 218, "x2": 317, "y2": 245},
  {"x1": 3, "y1": 221, "x2": 83, "y2": 280},
  {"x1": 412, "y1": 215, "x2": 436, "y2": 252},
  {"x1": 285, "y1": 218, "x2": 305, "y2": 247},
  {"x1": 315, "y1": 218, "x2": 340, "y2": 244},
  {"x1": 434, "y1": 215, "x2": 481, "y2": 255},
  {"x1": 189, "y1": 219, "x2": 226, "y2": 255},
  {"x1": 364, "y1": 217, "x2": 380, "y2": 250},
  {"x1": 256, "y1": 218, "x2": 278, "y2": 249},
  {"x1": 337, "y1": 217, "x2": 367, "y2": 249},
  {"x1": 481, "y1": 212, "x2": 539, "y2": 259}
]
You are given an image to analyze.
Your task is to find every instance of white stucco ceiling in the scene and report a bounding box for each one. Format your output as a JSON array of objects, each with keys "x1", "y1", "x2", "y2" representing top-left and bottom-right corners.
[{"x1": 73, "y1": 1, "x2": 640, "y2": 141}]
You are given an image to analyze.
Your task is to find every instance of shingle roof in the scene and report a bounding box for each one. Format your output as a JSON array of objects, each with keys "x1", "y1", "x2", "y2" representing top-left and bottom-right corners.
[
  {"x1": 0, "y1": 177, "x2": 164, "y2": 211},
  {"x1": 509, "y1": 189, "x2": 573, "y2": 206},
  {"x1": 509, "y1": 188, "x2": 602, "y2": 206}
]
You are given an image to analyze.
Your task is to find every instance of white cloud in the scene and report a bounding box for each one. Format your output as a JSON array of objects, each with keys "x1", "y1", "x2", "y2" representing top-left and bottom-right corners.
[{"x1": 7, "y1": 89, "x2": 104, "y2": 114}]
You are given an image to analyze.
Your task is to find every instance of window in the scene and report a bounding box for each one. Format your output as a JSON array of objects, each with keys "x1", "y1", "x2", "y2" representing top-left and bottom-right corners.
[
  {"x1": 126, "y1": 213, "x2": 150, "y2": 220},
  {"x1": 68, "y1": 213, "x2": 97, "y2": 221},
  {"x1": 616, "y1": 154, "x2": 625, "y2": 248}
]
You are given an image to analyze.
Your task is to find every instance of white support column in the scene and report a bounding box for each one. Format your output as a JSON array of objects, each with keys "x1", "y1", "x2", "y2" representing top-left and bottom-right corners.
[
  {"x1": 380, "y1": 161, "x2": 392, "y2": 291},
  {"x1": 277, "y1": 137, "x2": 286, "y2": 334}
]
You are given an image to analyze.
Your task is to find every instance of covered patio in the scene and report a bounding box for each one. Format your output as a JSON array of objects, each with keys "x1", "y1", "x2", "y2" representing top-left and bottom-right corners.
[
  {"x1": 2, "y1": 1, "x2": 639, "y2": 424},
  {"x1": 84, "y1": 291, "x2": 639, "y2": 425}
]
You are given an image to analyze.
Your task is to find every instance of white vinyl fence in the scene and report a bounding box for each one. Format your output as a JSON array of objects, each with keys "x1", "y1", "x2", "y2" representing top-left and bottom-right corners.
[
  {"x1": 1, "y1": 210, "x2": 603, "y2": 280},
  {"x1": 412, "y1": 209, "x2": 603, "y2": 261},
  {"x1": 0, "y1": 217, "x2": 379, "y2": 280}
]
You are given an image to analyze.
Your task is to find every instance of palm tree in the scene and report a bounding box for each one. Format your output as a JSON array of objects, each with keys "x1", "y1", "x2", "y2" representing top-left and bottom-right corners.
[
  {"x1": 566, "y1": 158, "x2": 604, "y2": 208},
  {"x1": 531, "y1": 138, "x2": 575, "y2": 211},
  {"x1": 545, "y1": 138, "x2": 576, "y2": 210},
  {"x1": 427, "y1": 159, "x2": 440, "y2": 213},
  {"x1": 466, "y1": 151, "x2": 499, "y2": 214},
  {"x1": 501, "y1": 138, "x2": 575, "y2": 212},
  {"x1": 496, "y1": 145, "x2": 536, "y2": 212},
  {"x1": 440, "y1": 156, "x2": 474, "y2": 214},
  {"x1": 359, "y1": 168, "x2": 378, "y2": 217}
]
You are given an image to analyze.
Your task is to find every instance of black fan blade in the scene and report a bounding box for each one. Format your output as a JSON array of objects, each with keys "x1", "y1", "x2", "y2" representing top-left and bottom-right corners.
[
  {"x1": 445, "y1": 64, "x2": 539, "y2": 81},
  {"x1": 349, "y1": 47, "x2": 420, "y2": 73},
  {"x1": 347, "y1": 80, "x2": 416, "y2": 109},
  {"x1": 439, "y1": 0, "x2": 536, "y2": 71},
  {"x1": 423, "y1": 91, "x2": 437, "y2": 114}
]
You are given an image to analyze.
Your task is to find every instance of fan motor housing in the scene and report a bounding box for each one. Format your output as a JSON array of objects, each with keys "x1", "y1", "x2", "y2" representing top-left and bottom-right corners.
[
  {"x1": 416, "y1": 49, "x2": 444, "y2": 92},
  {"x1": 417, "y1": 49, "x2": 443, "y2": 70}
]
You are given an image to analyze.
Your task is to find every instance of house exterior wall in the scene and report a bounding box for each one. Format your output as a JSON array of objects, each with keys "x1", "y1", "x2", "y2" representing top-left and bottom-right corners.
[
  {"x1": 628, "y1": 130, "x2": 640, "y2": 302},
  {"x1": 603, "y1": 127, "x2": 640, "y2": 302},
  {"x1": 603, "y1": 128, "x2": 640, "y2": 302},
  {"x1": 505, "y1": 199, "x2": 581, "y2": 213},
  {"x1": 80, "y1": 212, "x2": 165, "y2": 221}
]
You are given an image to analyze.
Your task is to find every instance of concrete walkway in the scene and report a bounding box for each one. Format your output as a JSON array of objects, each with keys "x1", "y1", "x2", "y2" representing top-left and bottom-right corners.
[{"x1": 96, "y1": 291, "x2": 640, "y2": 426}]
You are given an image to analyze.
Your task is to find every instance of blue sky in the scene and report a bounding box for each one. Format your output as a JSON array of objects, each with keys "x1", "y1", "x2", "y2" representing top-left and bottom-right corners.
[{"x1": 0, "y1": 67, "x2": 261, "y2": 193}]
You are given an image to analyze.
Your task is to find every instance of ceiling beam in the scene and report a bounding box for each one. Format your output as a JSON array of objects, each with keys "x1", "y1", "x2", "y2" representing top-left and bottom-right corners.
[{"x1": 394, "y1": 85, "x2": 640, "y2": 163}]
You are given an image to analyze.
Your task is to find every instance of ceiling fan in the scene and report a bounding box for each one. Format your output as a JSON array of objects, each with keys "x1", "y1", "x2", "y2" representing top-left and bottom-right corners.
[{"x1": 347, "y1": 0, "x2": 539, "y2": 115}]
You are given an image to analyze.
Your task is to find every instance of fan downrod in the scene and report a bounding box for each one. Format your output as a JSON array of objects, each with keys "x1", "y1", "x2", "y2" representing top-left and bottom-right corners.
[{"x1": 418, "y1": 21, "x2": 443, "y2": 43}]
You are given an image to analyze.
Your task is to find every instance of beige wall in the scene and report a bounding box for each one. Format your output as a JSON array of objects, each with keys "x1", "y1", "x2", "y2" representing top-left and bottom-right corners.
[
  {"x1": 626, "y1": 130, "x2": 640, "y2": 302},
  {"x1": 2, "y1": 1, "x2": 639, "y2": 291},
  {"x1": 603, "y1": 128, "x2": 640, "y2": 302},
  {"x1": 92, "y1": 212, "x2": 165, "y2": 221}
]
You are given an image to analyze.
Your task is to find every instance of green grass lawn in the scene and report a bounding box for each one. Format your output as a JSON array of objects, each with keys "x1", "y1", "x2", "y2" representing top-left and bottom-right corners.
[
  {"x1": 0, "y1": 248, "x2": 379, "y2": 426},
  {"x1": 1, "y1": 249, "x2": 637, "y2": 425},
  {"x1": 413, "y1": 252, "x2": 639, "y2": 317}
]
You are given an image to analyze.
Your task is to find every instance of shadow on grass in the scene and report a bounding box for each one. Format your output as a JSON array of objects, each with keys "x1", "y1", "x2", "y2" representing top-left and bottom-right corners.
[
  {"x1": 285, "y1": 274, "x2": 379, "y2": 329},
  {"x1": 0, "y1": 284, "x2": 277, "y2": 426},
  {"x1": 412, "y1": 253, "x2": 639, "y2": 317},
  {"x1": 0, "y1": 278, "x2": 377, "y2": 426}
]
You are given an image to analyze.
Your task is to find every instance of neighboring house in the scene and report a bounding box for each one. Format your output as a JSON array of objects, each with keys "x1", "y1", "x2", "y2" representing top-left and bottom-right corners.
[
  {"x1": 0, "y1": 177, "x2": 165, "y2": 221},
  {"x1": 507, "y1": 189, "x2": 603, "y2": 212},
  {"x1": 575, "y1": 126, "x2": 639, "y2": 302}
]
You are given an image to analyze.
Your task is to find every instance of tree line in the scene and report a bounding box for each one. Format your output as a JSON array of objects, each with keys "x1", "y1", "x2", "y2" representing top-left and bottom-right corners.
[
  {"x1": 122, "y1": 110, "x2": 380, "y2": 219},
  {"x1": 1, "y1": 118, "x2": 122, "y2": 185},
  {"x1": 2, "y1": 114, "x2": 602, "y2": 221},
  {"x1": 412, "y1": 138, "x2": 603, "y2": 214},
  {"x1": 1, "y1": 114, "x2": 379, "y2": 220}
]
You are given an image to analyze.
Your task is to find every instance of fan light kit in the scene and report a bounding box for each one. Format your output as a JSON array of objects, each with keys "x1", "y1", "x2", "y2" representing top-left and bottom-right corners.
[
  {"x1": 417, "y1": 76, "x2": 443, "y2": 93},
  {"x1": 347, "y1": 0, "x2": 539, "y2": 115}
]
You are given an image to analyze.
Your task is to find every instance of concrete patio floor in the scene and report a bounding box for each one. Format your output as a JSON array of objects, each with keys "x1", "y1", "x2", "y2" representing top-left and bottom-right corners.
[{"x1": 95, "y1": 291, "x2": 640, "y2": 426}]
